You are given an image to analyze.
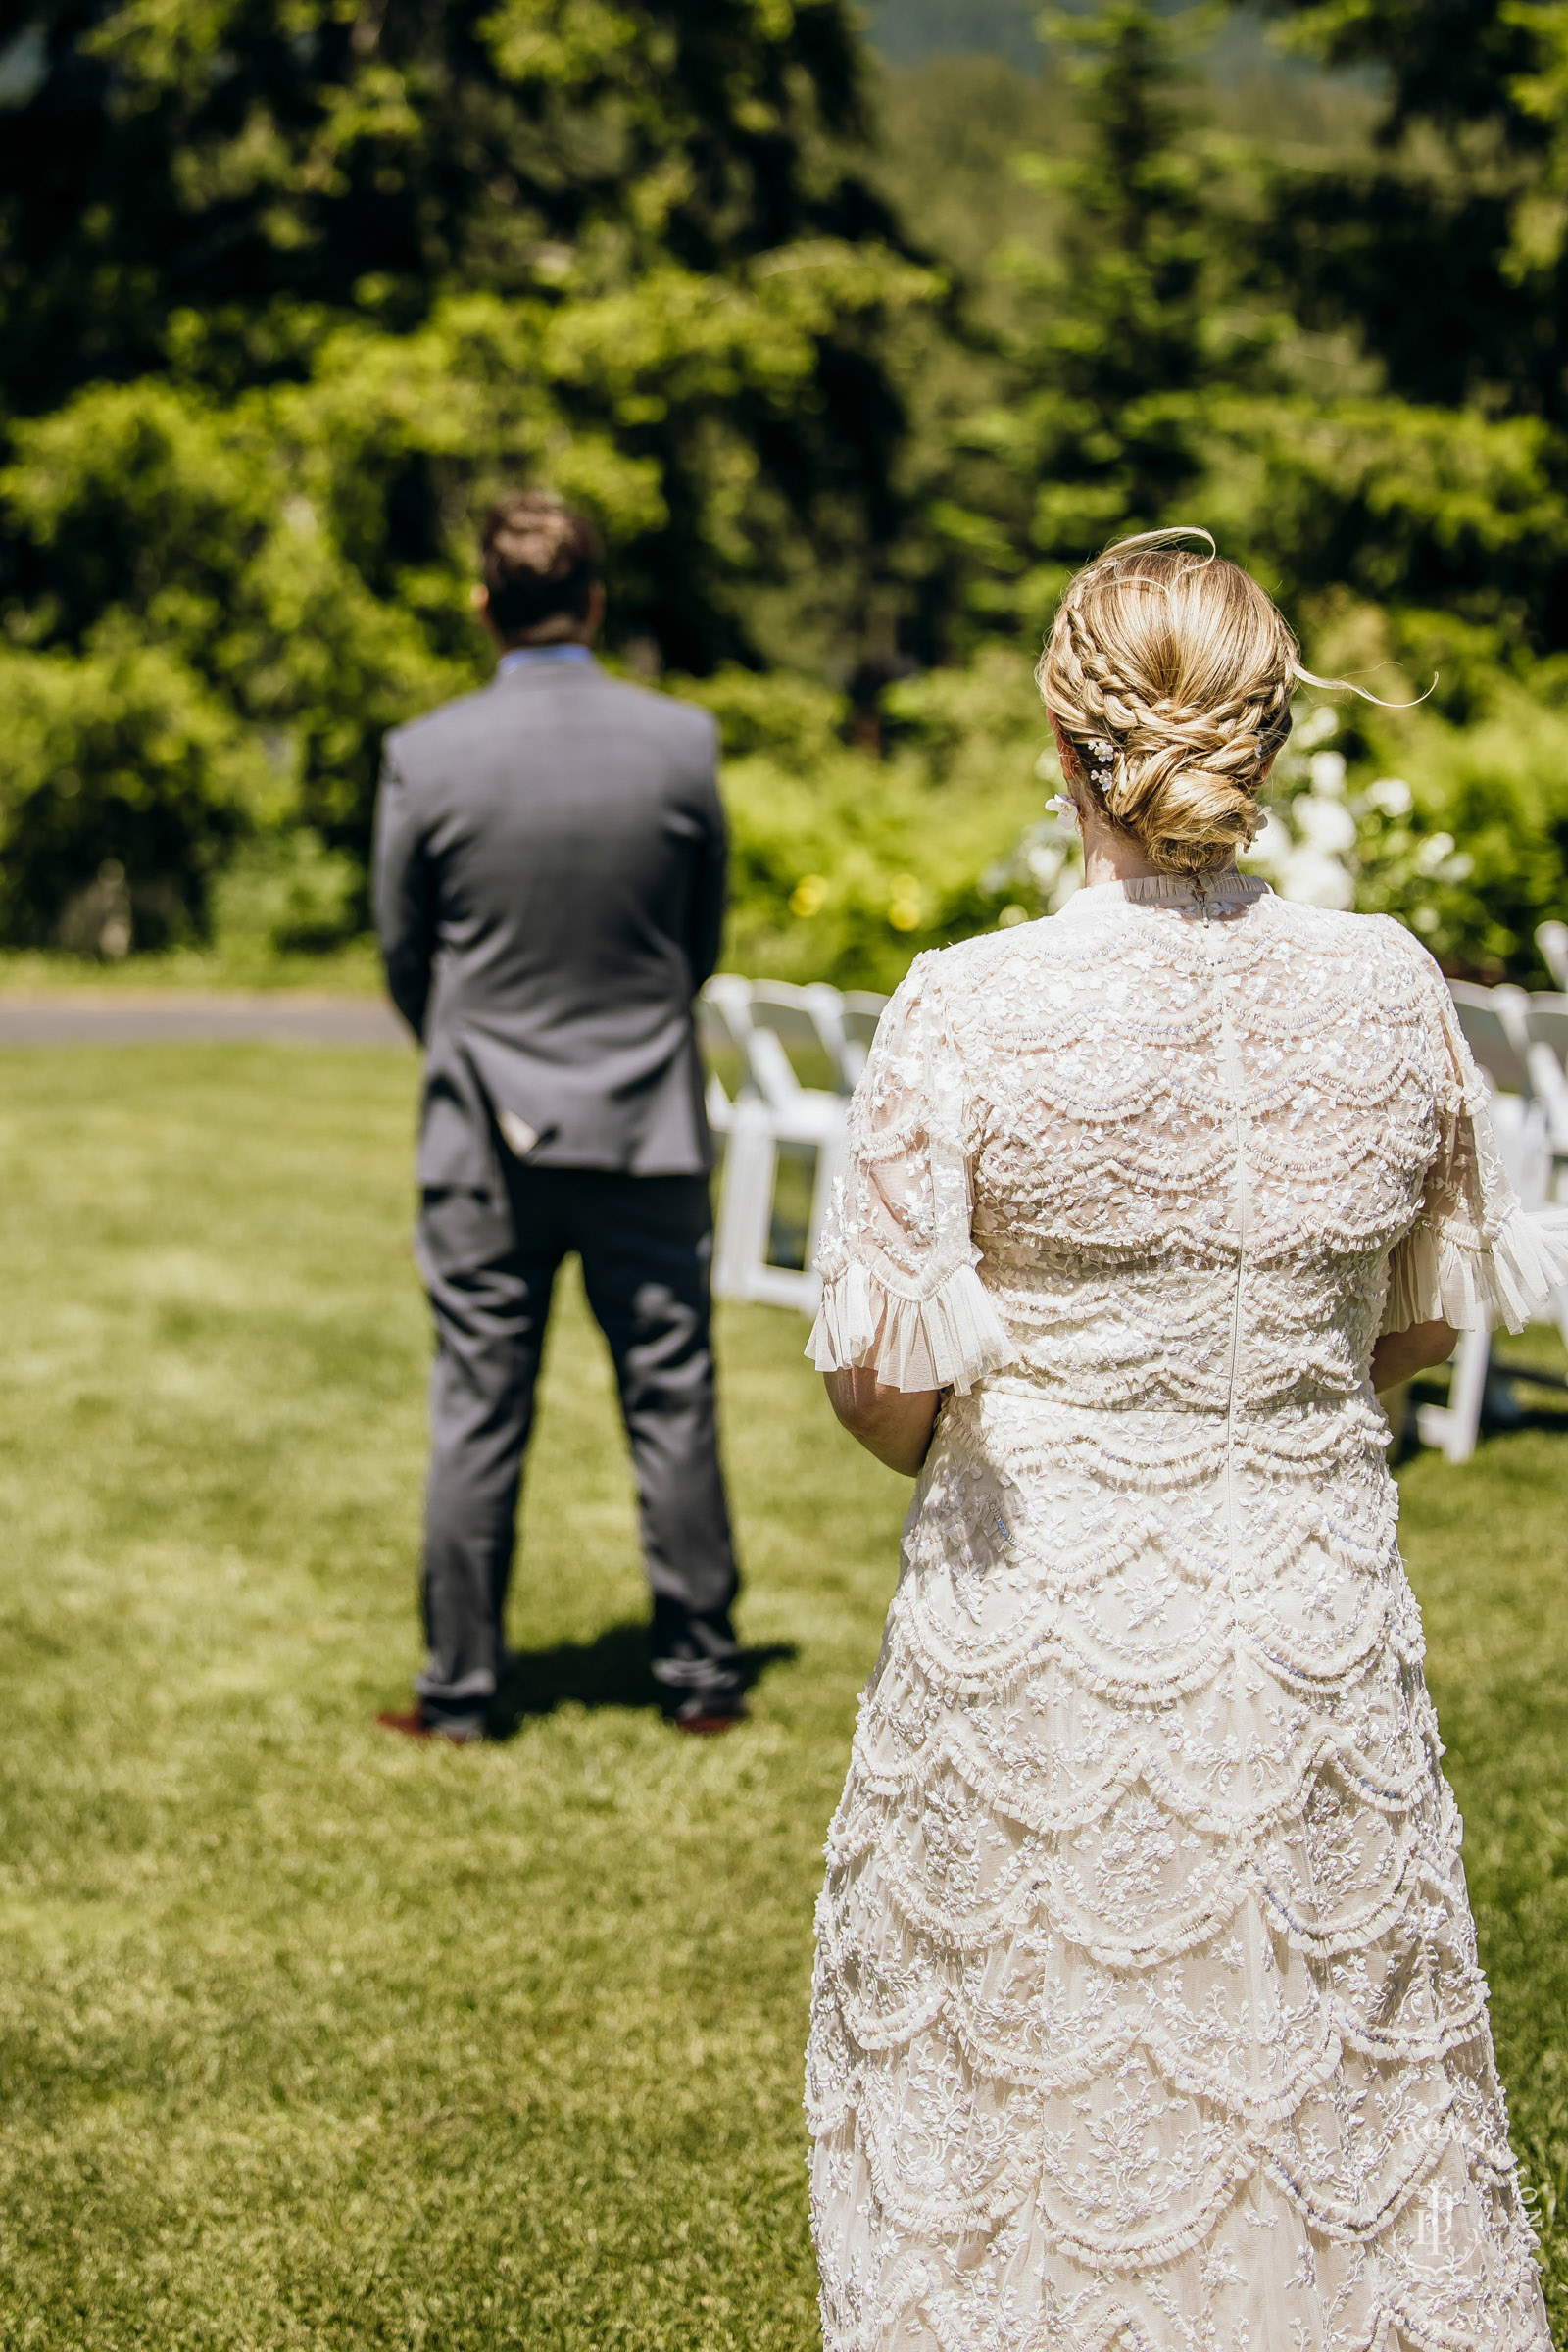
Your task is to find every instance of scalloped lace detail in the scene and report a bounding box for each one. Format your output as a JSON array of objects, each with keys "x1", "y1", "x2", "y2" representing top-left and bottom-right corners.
[{"x1": 808, "y1": 884, "x2": 1553, "y2": 2352}]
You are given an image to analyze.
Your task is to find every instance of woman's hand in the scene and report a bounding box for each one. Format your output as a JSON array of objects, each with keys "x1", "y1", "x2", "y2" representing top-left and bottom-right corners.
[
  {"x1": 823, "y1": 1367, "x2": 942, "y2": 1476},
  {"x1": 1369, "y1": 1318, "x2": 1457, "y2": 1393}
]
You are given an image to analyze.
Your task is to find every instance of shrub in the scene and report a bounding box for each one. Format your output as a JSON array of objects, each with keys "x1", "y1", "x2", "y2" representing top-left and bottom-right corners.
[
  {"x1": 699, "y1": 650, "x2": 1057, "y2": 990},
  {"x1": 0, "y1": 632, "x2": 274, "y2": 951}
]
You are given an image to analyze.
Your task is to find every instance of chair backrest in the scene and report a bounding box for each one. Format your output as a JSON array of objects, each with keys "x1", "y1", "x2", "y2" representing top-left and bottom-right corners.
[
  {"x1": 1525, "y1": 992, "x2": 1568, "y2": 1064},
  {"x1": 747, "y1": 982, "x2": 823, "y2": 1057},
  {"x1": 747, "y1": 981, "x2": 843, "y2": 1100},
  {"x1": 1538, "y1": 920, "x2": 1568, "y2": 992},
  {"x1": 698, "y1": 978, "x2": 758, "y2": 1114},
  {"x1": 1447, "y1": 981, "x2": 1533, "y2": 1099},
  {"x1": 1523, "y1": 994, "x2": 1568, "y2": 1153},
  {"x1": 840, "y1": 992, "x2": 889, "y2": 1045},
  {"x1": 837, "y1": 991, "x2": 889, "y2": 1084}
]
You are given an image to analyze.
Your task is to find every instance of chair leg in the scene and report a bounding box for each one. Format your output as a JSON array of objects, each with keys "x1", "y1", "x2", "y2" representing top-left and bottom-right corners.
[
  {"x1": 712, "y1": 1114, "x2": 777, "y2": 1302},
  {"x1": 1416, "y1": 1326, "x2": 1490, "y2": 1464}
]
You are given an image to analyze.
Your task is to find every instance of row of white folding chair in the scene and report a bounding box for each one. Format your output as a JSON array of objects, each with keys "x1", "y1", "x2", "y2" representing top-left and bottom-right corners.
[
  {"x1": 1418, "y1": 979, "x2": 1568, "y2": 1460},
  {"x1": 700, "y1": 976, "x2": 888, "y2": 1310},
  {"x1": 702, "y1": 961, "x2": 1568, "y2": 1445}
]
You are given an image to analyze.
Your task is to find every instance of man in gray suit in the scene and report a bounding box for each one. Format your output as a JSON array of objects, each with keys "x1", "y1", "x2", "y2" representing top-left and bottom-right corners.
[{"x1": 373, "y1": 490, "x2": 742, "y2": 1741}]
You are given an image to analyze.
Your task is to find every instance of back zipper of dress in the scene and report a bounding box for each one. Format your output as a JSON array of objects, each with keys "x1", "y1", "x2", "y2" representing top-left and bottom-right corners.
[{"x1": 1197, "y1": 890, "x2": 1250, "y2": 1612}]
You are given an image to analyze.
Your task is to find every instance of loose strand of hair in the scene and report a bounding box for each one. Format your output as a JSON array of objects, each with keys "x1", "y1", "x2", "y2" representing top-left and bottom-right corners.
[{"x1": 1292, "y1": 659, "x2": 1437, "y2": 713}]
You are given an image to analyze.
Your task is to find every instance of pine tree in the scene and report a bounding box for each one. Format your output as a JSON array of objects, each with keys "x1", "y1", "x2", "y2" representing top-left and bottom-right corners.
[
  {"x1": 0, "y1": 0, "x2": 940, "y2": 934},
  {"x1": 949, "y1": 0, "x2": 1252, "y2": 619}
]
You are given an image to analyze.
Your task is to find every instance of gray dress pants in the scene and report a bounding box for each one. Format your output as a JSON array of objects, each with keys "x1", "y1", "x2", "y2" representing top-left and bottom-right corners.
[{"x1": 414, "y1": 1162, "x2": 740, "y2": 1733}]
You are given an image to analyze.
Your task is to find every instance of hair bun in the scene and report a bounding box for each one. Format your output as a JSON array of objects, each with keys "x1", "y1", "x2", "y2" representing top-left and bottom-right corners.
[
  {"x1": 1122, "y1": 762, "x2": 1264, "y2": 861},
  {"x1": 1038, "y1": 543, "x2": 1298, "y2": 875}
]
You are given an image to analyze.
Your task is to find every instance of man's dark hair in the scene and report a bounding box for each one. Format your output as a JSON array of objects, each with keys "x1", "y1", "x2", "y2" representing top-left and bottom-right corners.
[{"x1": 479, "y1": 491, "x2": 603, "y2": 639}]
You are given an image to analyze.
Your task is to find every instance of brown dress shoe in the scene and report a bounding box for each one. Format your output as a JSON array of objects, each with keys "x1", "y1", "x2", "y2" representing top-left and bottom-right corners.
[
  {"x1": 671, "y1": 1692, "x2": 747, "y2": 1735},
  {"x1": 376, "y1": 1708, "x2": 484, "y2": 1744}
]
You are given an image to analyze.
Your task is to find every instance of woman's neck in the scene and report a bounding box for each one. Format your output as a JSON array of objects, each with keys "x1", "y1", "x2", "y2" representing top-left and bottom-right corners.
[{"x1": 1077, "y1": 804, "x2": 1238, "y2": 891}]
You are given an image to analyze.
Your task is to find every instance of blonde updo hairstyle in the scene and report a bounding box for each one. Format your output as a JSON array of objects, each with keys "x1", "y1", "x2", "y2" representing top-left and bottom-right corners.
[{"x1": 1038, "y1": 531, "x2": 1300, "y2": 876}]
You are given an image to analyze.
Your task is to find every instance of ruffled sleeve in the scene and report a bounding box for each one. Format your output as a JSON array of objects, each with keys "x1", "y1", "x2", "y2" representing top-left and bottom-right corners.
[
  {"x1": 808, "y1": 953, "x2": 1014, "y2": 1394},
  {"x1": 1381, "y1": 959, "x2": 1568, "y2": 1336}
]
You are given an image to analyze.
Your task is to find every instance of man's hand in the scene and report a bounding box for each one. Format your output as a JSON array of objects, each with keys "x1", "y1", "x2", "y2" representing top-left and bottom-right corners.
[{"x1": 823, "y1": 1367, "x2": 941, "y2": 1476}]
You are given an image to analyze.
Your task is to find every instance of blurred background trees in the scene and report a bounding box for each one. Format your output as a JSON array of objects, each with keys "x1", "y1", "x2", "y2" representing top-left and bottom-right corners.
[{"x1": 3, "y1": 0, "x2": 1568, "y2": 978}]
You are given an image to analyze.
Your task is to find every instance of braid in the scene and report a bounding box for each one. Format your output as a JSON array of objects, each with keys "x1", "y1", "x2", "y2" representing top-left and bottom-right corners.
[{"x1": 1039, "y1": 544, "x2": 1299, "y2": 876}]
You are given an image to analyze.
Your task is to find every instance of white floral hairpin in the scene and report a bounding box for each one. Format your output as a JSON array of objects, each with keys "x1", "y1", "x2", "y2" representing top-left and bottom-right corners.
[{"x1": 1045, "y1": 793, "x2": 1081, "y2": 835}]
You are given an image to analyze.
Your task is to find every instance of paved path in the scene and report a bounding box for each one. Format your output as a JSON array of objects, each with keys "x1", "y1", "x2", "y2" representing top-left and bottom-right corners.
[{"x1": 0, "y1": 994, "x2": 409, "y2": 1047}]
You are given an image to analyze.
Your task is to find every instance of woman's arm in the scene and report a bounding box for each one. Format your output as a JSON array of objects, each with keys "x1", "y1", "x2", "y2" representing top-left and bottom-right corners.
[
  {"x1": 823, "y1": 1368, "x2": 942, "y2": 1476},
  {"x1": 1369, "y1": 1318, "x2": 1457, "y2": 1393}
]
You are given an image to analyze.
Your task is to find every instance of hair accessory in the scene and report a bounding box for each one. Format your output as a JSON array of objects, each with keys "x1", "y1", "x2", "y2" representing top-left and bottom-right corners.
[
  {"x1": 1045, "y1": 793, "x2": 1081, "y2": 835},
  {"x1": 1087, "y1": 738, "x2": 1115, "y2": 771}
]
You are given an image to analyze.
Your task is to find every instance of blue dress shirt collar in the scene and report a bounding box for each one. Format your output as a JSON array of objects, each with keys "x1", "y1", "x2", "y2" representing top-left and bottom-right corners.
[{"x1": 496, "y1": 643, "x2": 595, "y2": 674}]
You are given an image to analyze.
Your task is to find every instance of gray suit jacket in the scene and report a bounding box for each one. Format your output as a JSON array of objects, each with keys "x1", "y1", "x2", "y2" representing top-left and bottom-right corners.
[{"x1": 373, "y1": 658, "x2": 726, "y2": 1186}]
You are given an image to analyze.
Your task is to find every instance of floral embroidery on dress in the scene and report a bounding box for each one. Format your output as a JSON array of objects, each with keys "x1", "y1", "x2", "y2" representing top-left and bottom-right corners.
[{"x1": 807, "y1": 874, "x2": 1565, "y2": 2352}]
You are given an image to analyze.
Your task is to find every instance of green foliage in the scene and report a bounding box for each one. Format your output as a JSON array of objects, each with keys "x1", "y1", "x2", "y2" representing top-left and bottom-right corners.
[
  {"x1": 0, "y1": 628, "x2": 274, "y2": 948},
  {"x1": 1345, "y1": 673, "x2": 1568, "y2": 976},
  {"x1": 5, "y1": 0, "x2": 1568, "y2": 971},
  {"x1": 0, "y1": 0, "x2": 945, "y2": 944},
  {"x1": 946, "y1": 2, "x2": 1247, "y2": 624},
  {"x1": 702, "y1": 650, "x2": 1053, "y2": 988},
  {"x1": 209, "y1": 827, "x2": 364, "y2": 956}
]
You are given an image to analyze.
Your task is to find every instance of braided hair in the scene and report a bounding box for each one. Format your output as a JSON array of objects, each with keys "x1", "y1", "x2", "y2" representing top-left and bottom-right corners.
[{"x1": 1038, "y1": 532, "x2": 1298, "y2": 876}]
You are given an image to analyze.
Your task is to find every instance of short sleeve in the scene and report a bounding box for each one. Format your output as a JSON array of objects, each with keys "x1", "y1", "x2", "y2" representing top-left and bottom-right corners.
[
  {"x1": 1382, "y1": 959, "x2": 1568, "y2": 1336},
  {"x1": 807, "y1": 954, "x2": 1014, "y2": 1394}
]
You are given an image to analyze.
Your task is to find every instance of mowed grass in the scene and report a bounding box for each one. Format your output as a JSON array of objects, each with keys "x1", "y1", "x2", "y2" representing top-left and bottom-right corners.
[{"x1": 0, "y1": 1045, "x2": 1562, "y2": 2351}]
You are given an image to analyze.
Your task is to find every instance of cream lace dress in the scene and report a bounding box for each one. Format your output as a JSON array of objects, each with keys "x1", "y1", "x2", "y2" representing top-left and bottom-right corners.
[{"x1": 806, "y1": 872, "x2": 1568, "y2": 2352}]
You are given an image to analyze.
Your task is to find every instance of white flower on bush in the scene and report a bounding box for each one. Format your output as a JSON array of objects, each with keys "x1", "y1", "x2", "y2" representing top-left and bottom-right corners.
[
  {"x1": 987, "y1": 819, "x2": 1081, "y2": 921},
  {"x1": 1280, "y1": 847, "x2": 1356, "y2": 908},
  {"x1": 1366, "y1": 776, "x2": 1412, "y2": 817},
  {"x1": 1294, "y1": 795, "x2": 1357, "y2": 857},
  {"x1": 1244, "y1": 708, "x2": 1360, "y2": 908}
]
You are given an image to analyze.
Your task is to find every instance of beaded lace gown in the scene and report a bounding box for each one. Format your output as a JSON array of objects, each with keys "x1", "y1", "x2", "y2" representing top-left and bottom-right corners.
[{"x1": 806, "y1": 872, "x2": 1567, "y2": 2352}]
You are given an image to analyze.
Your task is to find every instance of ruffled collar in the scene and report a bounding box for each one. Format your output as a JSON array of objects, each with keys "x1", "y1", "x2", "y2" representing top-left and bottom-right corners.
[{"x1": 1065, "y1": 870, "x2": 1272, "y2": 910}]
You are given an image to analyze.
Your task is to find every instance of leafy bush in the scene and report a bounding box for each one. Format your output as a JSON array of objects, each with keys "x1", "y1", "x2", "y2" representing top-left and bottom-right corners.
[
  {"x1": 699, "y1": 651, "x2": 1056, "y2": 989},
  {"x1": 0, "y1": 631, "x2": 274, "y2": 951},
  {"x1": 208, "y1": 831, "x2": 364, "y2": 958}
]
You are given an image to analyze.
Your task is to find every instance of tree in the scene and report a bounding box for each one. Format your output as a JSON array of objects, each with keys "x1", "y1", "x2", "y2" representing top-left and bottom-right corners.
[
  {"x1": 931, "y1": 0, "x2": 1273, "y2": 630},
  {"x1": 0, "y1": 0, "x2": 939, "y2": 940},
  {"x1": 1251, "y1": 0, "x2": 1568, "y2": 424}
]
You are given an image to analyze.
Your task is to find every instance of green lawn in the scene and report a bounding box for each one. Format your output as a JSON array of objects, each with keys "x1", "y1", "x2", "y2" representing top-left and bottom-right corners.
[{"x1": 0, "y1": 1046, "x2": 1563, "y2": 2350}]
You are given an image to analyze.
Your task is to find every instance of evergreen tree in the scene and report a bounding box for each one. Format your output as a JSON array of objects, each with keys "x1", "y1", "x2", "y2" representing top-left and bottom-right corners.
[
  {"x1": 940, "y1": 0, "x2": 1262, "y2": 626},
  {"x1": 1253, "y1": 0, "x2": 1568, "y2": 424},
  {"x1": 0, "y1": 0, "x2": 939, "y2": 940}
]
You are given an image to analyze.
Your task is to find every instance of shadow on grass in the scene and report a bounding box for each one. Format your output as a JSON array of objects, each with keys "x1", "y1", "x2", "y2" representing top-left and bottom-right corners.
[
  {"x1": 1398, "y1": 1369, "x2": 1568, "y2": 1463},
  {"x1": 489, "y1": 1621, "x2": 797, "y2": 1738}
]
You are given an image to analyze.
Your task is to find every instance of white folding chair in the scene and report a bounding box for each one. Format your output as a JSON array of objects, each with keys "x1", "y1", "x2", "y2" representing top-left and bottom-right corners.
[
  {"x1": 1447, "y1": 981, "x2": 1534, "y2": 1096},
  {"x1": 742, "y1": 983, "x2": 851, "y2": 1303},
  {"x1": 1537, "y1": 920, "x2": 1568, "y2": 991},
  {"x1": 838, "y1": 992, "x2": 888, "y2": 1088},
  {"x1": 698, "y1": 983, "x2": 780, "y2": 1305},
  {"x1": 700, "y1": 977, "x2": 848, "y2": 1312},
  {"x1": 1417, "y1": 983, "x2": 1563, "y2": 1459},
  {"x1": 1523, "y1": 993, "x2": 1568, "y2": 1199}
]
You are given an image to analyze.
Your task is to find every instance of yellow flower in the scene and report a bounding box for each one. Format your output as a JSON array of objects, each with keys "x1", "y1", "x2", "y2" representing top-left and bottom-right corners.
[
  {"x1": 790, "y1": 874, "x2": 827, "y2": 917},
  {"x1": 888, "y1": 874, "x2": 923, "y2": 932}
]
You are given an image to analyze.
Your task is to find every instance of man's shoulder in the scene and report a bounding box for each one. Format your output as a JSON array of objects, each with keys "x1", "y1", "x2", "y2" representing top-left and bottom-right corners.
[
  {"x1": 383, "y1": 680, "x2": 499, "y2": 771},
  {"x1": 385, "y1": 667, "x2": 718, "y2": 775},
  {"x1": 597, "y1": 676, "x2": 720, "y2": 760}
]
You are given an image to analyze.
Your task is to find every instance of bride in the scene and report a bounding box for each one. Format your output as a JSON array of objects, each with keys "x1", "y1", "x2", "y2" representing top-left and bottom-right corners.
[{"x1": 806, "y1": 535, "x2": 1565, "y2": 2351}]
